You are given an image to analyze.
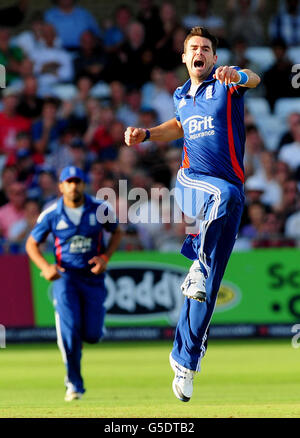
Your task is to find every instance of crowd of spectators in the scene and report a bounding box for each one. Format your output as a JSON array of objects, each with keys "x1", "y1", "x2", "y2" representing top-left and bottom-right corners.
[{"x1": 0, "y1": 0, "x2": 300, "y2": 253}]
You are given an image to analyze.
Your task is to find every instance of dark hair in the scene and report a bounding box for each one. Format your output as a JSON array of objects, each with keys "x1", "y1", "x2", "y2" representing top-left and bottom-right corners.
[
  {"x1": 42, "y1": 96, "x2": 61, "y2": 108},
  {"x1": 271, "y1": 37, "x2": 287, "y2": 50},
  {"x1": 16, "y1": 131, "x2": 31, "y2": 140},
  {"x1": 29, "y1": 10, "x2": 44, "y2": 24},
  {"x1": 246, "y1": 124, "x2": 258, "y2": 133},
  {"x1": 25, "y1": 198, "x2": 41, "y2": 210},
  {"x1": 184, "y1": 26, "x2": 218, "y2": 54},
  {"x1": 115, "y1": 4, "x2": 132, "y2": 15},
  {"x1": 52, "y1": 0, "x2": 76, "y2": 4}
]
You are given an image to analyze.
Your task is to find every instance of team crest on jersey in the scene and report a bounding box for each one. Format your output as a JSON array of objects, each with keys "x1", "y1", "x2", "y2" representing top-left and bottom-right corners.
[
  {"x1": 179, "y1": 98, "x2": 187, "y2": 109},
  {"x1": 206, "y1": 85, "x2": 213, "y2": 100},
  {"x1": 69, "y1": 235, "x2": 92, "y2": 253}
]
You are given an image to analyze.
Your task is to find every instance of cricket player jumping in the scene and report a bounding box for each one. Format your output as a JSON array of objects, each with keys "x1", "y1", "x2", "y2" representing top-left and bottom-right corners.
[{"x1": 125, "y1": 27, "x2": 260, "y2": 402}]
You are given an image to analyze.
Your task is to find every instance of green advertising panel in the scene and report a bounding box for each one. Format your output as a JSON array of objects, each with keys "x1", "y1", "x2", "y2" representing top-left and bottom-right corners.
[
  {"x1": 29, "y1": 249, "x2": 300, "y2": 328},
  {"x1": 29, "y1": 253, "x2": 56, "y2": 327}
]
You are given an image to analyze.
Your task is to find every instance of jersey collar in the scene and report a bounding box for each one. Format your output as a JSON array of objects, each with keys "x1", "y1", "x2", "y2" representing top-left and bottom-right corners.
[
  {"x1": 57, "y1": 193, "x2": 92, "y2": 214},
  {"x1": 179, "y1": 66, "x2": 217, "y2": 97}
]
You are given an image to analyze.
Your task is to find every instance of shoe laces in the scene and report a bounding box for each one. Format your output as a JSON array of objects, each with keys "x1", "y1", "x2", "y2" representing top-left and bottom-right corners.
[{"x1": 175, "y1": 363, "x2": 195, "y2": 382}]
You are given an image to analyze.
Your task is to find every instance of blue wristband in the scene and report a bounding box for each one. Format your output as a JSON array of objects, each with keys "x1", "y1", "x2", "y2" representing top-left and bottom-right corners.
[
  {"x1": 142, "y1": 129, "x2": 151, "y2": 142},
  {"x1": 233, "y1": 70, "x2": 249, "y2": 85}
]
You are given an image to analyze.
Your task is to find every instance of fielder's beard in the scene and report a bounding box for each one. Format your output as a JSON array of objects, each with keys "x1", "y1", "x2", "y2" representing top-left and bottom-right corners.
[{"x1": 67, "y1": 192, "x2": 84, "y2": 205}]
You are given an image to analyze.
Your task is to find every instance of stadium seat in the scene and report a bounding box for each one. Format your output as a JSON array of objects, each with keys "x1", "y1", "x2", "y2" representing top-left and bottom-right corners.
[
  {"x1": 287, "y1": 47, "x2": 300, "y2": 65},
  {"x1": 52, "y1": 84, "x2": 77, "y2": 100},
  {"x1": 255, "y1": 114, "x2": 287, "y2": 151},
  {"x1": 245, "y1": 97, "x2": 270, "y2": 120},
  {"x1": 216, "y1": 48, "x2": 230, "y2": 66},
  {"x1": 274, "y1": 98, "x2": 300, "y2": 121},
  {"x1": 245, "y1": 47, "x2": 275, "y2": 72},
  {"x1": 90, "y1": 81, "x2": 111, "y2": 99}
]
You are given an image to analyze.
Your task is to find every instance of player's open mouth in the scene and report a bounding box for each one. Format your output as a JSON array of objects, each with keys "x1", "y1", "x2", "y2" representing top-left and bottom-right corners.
[{"x1": 194, "y1": 60, "x2": 204, "y2": 69}]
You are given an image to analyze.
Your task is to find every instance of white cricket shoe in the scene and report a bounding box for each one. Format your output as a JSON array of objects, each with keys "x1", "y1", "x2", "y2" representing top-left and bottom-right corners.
[
  {"x1": 169, "y1": 353, "x2": 195, "y2": 402},
  {"x1": 181, "y1": 260, "x2": 206, "y2": 302},
  {"x1": 64, "y1": 388, "x2": 83, "y2": 402}
]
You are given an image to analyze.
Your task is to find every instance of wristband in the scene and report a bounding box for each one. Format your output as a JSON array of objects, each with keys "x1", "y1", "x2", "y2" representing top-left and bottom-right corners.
[
  {"x1": 100, "y1": 254, "x2": 109, "y2": 263},
  {"x1": 232, "y1": 70, "x2": 249, "y2": 85},
  {"x1": 142, "y1": 129, "x2": 151, "y2": 142}
]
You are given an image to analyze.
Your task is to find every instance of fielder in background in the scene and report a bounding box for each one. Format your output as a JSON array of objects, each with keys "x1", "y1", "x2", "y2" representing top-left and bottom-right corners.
[
  {"x1": 26, "y1": 166, "x2": 123, "y2": 401},
  {"x1": 125, "y1": 27, "x2": 260, "y2": 402}
]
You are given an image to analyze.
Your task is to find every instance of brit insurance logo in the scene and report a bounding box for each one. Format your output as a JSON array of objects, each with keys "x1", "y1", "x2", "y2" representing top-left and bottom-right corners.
[
  {"x1": 183, "y1": 115, "x2": 215, "y2": 140},
  {"x1": 104, "y1": 262, "x2": 186, "y2": 326}
]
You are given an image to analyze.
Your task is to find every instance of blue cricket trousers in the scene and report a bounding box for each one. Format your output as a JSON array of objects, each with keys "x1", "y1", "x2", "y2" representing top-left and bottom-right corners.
[
  {"x1": 172, "y1": 168, "x2": 245, "y2": 371},
  {"x1": 52, "y1": 270, "x2": 107, "y2": 394}
]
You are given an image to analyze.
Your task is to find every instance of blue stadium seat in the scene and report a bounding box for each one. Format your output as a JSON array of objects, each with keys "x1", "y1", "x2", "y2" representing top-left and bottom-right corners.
[
  {"x1": 216, "y1": 48, "x2": 230, "y2": 66},
  {"x1": 274, "y1": 98, "x2": 300, "y2": 121},
  {"x1": 287, "y1": 47, "x2": 300, "y2": 65},
  {"x1": 255, "y1": 114, "x2": 287, "y2": 151},
  {"x1": 245, "y1": 97, "x2": 270, "y2": 119},
  {"x1": 52, "y1": 84, "x2": 77, "y2": 100},
  {"x1": 245, "y1": 47, "x2": 275, "y2": 72}
]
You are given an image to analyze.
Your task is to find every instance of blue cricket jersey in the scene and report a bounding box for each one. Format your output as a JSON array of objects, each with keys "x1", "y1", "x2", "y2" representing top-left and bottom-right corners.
[
  {"x1": 30, "y1": 194, "x2": 118, "y2": 274},
  {"x1": 174, "y1": 66, "x2": 248, "y2": 186}
]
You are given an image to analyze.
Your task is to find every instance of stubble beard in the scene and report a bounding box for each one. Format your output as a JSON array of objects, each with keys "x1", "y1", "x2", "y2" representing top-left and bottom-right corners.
[{"x1": 67, "y1": 191, "x2": 84, "y2": 206}]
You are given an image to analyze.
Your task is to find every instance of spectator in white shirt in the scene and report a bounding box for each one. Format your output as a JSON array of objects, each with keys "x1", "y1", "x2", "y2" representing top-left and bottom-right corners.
[
  {"x1": 12, "y1": 11, "x2": 61, "y2": 59},
  {"x1": 285, "y1": 209, "x2": 300, "y2": 239},
  {"x1": 278, "y1": 121, "x2": 300, "y2": 172},
  {"x1": 251, "y1": 150, "x2": 282, "y2": 208},
  {"x1": 31, "y1": 23, "x2": 73, "y2": 96}
]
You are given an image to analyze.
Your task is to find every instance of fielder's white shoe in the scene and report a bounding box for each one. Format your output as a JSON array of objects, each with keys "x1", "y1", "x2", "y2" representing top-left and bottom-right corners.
[
  {"x1": 169, "y1": 353, "x2": 195, "y2": 402},
  {"x1": 64, "y1": 388, "x2": 83, "y2": 402},
  {"x1": 181, "y1": 260, "x2": 206, "y2": 302}
]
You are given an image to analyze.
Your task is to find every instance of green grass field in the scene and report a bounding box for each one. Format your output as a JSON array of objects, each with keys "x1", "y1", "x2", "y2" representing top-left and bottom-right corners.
[{"x1": 0, "y1": 339, "x2": 300, "y2": 418}]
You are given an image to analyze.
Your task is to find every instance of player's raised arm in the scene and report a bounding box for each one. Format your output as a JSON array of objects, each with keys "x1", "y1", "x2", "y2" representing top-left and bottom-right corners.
[
  {"x1": 124, "y1": 117, "x2": 183, "y2": 146},
  {"x1": 213, "y1": 66, "x2": 261, "y2": 88}
]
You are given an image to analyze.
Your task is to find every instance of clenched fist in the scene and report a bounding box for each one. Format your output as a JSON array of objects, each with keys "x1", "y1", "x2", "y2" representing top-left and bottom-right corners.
[
  {"x1": 41, "y1": 264, "x2": 65, "y2": 281},
  {"x1": 124, "y1": 127, "x2": 147, "y2": 146},
  {"x1": 213, "y1": 66, "x2": 241, "y2": 86}
]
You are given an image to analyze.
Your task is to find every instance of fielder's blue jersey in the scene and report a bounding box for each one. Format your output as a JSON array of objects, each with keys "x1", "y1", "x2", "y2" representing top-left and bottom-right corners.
[
  {"x1": 174, "y1": 66, "x2": 248, "y2": 186},
  {"x1": 30, "y1": 195, "x2": 118, "y2": 273}
]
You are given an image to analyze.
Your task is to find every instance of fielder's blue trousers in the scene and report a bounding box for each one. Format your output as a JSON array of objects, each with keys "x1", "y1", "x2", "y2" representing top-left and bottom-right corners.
[
  {"x1": 172, "y1": 168, "x2": 245, "y2": 371},
  {"x1": 52, "y1": 271, "x2": 107, "y2": 394}
]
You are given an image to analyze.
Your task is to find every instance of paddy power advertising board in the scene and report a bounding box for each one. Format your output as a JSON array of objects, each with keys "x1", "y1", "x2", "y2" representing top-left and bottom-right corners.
[{"x1": 1, "y1": 249, "x2": 300, "y2": 340}]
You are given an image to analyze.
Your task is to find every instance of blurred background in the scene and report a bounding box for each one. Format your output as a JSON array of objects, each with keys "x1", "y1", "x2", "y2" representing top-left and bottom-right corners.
[{"x1": 0, "y1": 0, "x2": 300, "y2": 343}]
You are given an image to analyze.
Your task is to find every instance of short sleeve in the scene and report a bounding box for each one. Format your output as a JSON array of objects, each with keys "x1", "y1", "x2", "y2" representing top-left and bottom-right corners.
[
  {"x1": 173, "y1": 91, "x2": 181, "y2": 122},
  {"x1": 30, "y1": 211, "x2": 52, "y2": 243}
]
